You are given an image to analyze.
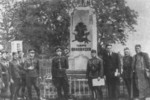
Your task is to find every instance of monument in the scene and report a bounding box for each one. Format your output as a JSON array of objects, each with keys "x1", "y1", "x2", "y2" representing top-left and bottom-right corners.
[{"x1": 68, "y1": 1, "x2": 97, "y2": 71}]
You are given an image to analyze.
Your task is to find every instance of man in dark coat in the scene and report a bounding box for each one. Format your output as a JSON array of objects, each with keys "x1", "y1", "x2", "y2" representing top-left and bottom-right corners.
[
  {"x1": 103, "y1": 44, "x2": 121, "y2": 100},
  {"x1": 122, "y1": 47, "x2": 133, "y2": 98},
  {"x1": 24, "y1": 49, "x2": 40, "y2": 100},
  {"x1": 122, "y1": 47, "x2": 139, "y2": 99},
  {"x1": 132, "y1": 44, "x2": 150, "y2": 100},
  {"x1": 86, "y1": 49, "x2": 103, "y2": 100},
  {"x1": 51, "y1": 47, "x2": 69, "y2": 100}
]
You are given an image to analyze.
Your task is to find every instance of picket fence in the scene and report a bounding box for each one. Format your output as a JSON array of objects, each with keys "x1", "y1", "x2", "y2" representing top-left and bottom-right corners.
[{"x1": 31, "y1": 59, "x2": 128, "y2": 99}]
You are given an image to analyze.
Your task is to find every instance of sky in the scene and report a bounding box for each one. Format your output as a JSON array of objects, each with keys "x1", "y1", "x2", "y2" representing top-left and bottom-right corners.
[{"x1": 113, "y1": 0, "x2": 150, "y2": 56}]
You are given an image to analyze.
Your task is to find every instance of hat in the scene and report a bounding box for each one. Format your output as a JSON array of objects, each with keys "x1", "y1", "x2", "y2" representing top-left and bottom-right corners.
[
  {"x1": 1, "y1": 50, "x2": 8, "y2": 54},
  {"x1": 124, "y1": 47, "x2": 129, "y2": 50},
  {"x1": 91, "y1": 49, "x2": 96, "y2": 53},
  {"x1": 28, "y1": 49, "x2": 35, "y2": 53},
  {"x1": 17, "y1": 50, "x2": 22, "y2": 53},
  {"x1": 106, "y1": 44, "x2": 112, "y2": 48},
  {"x1": 12, "y1": 52, "x2": 17, "y2": 56},
  {"x1": 135, "y1": 44, "x2": 141, "y2": 48},
  {"x1": 55, "y1": 46, "x2": 62, "y2": 52}
]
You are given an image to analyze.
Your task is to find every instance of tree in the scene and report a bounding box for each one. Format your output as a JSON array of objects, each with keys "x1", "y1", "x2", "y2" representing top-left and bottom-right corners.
[
  {"x1": 93, "y1": 0, "x2": 138, "y2": 46},
  {"x1": 91, "y1": 0, "x2": 138, "y2": 55},
  {"x1": 1, "y1": 0, "x2": 137, "y2": 54},
  {"x1": 0, "y1": 0, "x2": 21, "y2": 50},
  {"x1": 0, "y1": 0, "x2": 14, "y2": 40},
  {"x1": 13, "y1": 0, "x2": 70, "y2": 54}
]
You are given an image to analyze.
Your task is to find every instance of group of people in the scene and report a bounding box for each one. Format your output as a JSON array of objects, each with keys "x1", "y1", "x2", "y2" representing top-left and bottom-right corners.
[
  {"x1": 51, "y1": 44, "x2": 150, "y2": 100},
  {"x1": 86, "y1": 44, "x2": 150, "y2": 100},
  {"x1": 0, "y1": 49, "x2": 40, "y2": 100},
  {"x1": 0, "y1": 44, "x2": 149, "y2": 100}
]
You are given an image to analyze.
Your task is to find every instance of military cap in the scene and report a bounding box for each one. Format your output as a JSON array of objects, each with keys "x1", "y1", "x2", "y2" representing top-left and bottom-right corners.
[
  {"x1": 106, "y1": 44, "x2": 112, "y2": 48},
  {"x1": 12, "y1": 52, "x2": 17, "y2": 56},
  {"x1": 28, "y1": 49, "x2": 35, "y2": 53},
  {"x1": 1, "y1": 50, "x2": 8, "y2": 54},
  {"x1": 17, "y1": 50, "x2": 21, "y2": 53},
  {"x1": 124, "y1": 47, "x2": 129, "y2": 50},
  {"x1": 91, "y1": 49, "x2": 96, "y2": 53},
  {"x1": 55, "y1": 46, "x2": 63, "y2": 52}
]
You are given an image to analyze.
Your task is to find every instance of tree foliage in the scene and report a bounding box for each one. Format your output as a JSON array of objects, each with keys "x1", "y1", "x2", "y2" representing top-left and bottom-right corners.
[
  {"x1": 93, "y1": 0, "x2": 138, "y2": 46},
  {"x1": 14, "y1": 0, "x2": 70, "y2": 53},
  {"x1": 0, "y1": 0, "x2": 19, "y2": 41},
  {"x1": 0, "y1": 0, "x2": 138, "y2": 54}
]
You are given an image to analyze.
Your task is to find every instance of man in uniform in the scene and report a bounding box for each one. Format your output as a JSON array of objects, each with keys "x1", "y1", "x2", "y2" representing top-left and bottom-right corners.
[
  {"x1": 24, "y1": 49, "x2": 40, "y2": 100},
  {"x1": 0, "y1": 51, "x2": 12, "y2": 99},
  {"x1": 86, "y1": 50, "x2": 103, "y2": 100},
  {"x1": 103, "y1": 44, "x2": 121, "y2": 100},
  {"x1": 51, "y1": 47, "x2": 69, "y2": 100},
  {"x1": 17, "y1": 51, "x2": 26, "y2": 99},
  {"x1": 10, "y1": 52, "x2": 21, "y2": 100}
]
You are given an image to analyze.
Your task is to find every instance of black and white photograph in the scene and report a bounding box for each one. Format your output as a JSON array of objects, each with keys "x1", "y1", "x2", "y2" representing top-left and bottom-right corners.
[{"x1": 0, "y1": 0, "x2": 150, "y2": 100}]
